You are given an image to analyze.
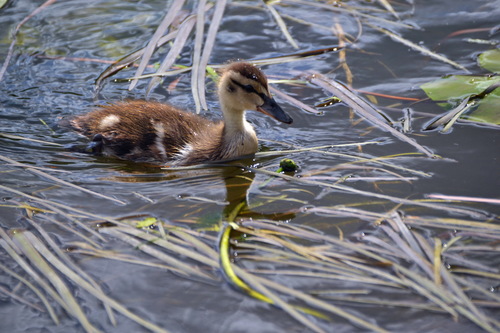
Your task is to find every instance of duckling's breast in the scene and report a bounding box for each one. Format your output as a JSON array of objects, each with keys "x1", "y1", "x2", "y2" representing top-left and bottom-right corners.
[{"x1": 179, "y1": 122, "x2": 258, "y2": 165}]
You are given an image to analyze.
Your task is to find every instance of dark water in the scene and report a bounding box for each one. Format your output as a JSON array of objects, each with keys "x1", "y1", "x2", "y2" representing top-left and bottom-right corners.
[{"x1": 1, "y1": 0, "x2": 499, "y2": 332}]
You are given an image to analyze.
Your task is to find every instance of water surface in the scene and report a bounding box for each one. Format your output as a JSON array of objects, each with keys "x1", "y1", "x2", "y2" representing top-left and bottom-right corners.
[{"x1": 1, "y1": 0, "x2": 499, "y2": 332}]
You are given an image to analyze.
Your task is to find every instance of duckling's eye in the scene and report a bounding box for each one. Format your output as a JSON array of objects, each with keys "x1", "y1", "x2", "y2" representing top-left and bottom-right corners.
[
  {"x1": 241, "y1": 84, "x2": 255, "y2": 93},
  {"x1": 230, "y1": 79, "x2": 257, "y2": 94}
]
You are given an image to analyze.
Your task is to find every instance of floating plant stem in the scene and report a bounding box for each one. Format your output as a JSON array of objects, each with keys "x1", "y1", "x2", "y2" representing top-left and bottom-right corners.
[
  {"x1": 265, "y1": 2, "x2": 299, "y2": 49},
  {"x1": 0, "y1": 155, "x2": 126, "y2": 205},
  {"x1": 368, "y1": 24, "x2": 469, "y2": 72},
  {"x1": 146, "y1": 15, "x2": 196, "y2": 96},
  {"x1": 307, "y1": 74, "x2": 436, "y2": 157},
  {"x1": 128, "y1": 0, "x2": 187, "y2": 90}
]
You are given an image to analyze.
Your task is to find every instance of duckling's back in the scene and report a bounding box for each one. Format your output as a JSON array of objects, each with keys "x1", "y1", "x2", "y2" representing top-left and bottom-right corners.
[{"x1": 70, "y1": 100, "x2": 223, "y2": 164}]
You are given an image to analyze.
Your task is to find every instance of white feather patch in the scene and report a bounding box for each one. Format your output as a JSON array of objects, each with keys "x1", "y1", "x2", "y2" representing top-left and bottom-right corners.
[
  {"x1": 176, "y1": 143, "x2": 193, "y2": 159},
  {"x1": 151, "y1": 120, "x2": 167, "y2": 159},
  {"x1": 99, "y1": 114, "x2": 120, "y2": 129}
]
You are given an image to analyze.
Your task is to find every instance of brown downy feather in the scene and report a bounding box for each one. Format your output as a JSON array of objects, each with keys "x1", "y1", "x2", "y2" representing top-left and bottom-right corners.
[
  {"x1": 69, "y1": 62, "x2": 293, "y2": 165},
  {"x1": 70, "y1": 100, "x2": 223, "y2": 164}
]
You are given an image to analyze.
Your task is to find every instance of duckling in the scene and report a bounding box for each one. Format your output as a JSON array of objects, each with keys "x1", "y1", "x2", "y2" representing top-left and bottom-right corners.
[{"x1": 70, "y1": 62, "x2": 293, "y2": 165}]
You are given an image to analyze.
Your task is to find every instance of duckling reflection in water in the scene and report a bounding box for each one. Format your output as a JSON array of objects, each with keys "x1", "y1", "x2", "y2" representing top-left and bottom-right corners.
[{"x1": 70, "y1": 62, "x2": 293, "y2": 165}]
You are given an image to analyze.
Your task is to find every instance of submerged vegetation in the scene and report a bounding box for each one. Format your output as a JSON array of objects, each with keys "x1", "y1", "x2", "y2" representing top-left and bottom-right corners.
[
  {"x1": 1, "y1": 141, "x2": 498, "y2": 332},
  {"x1": 0, "y1": 0, "x2": 499, "y2": 332}
]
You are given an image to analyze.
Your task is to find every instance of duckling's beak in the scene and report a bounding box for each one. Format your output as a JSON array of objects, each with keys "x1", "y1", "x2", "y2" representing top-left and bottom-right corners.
[{"x1": 256, "y1": 94, "x2": 293, "y2": 124}]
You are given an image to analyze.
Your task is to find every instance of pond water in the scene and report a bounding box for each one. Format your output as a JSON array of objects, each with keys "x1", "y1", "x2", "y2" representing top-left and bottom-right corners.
[{"x1": 1, "y1": 0, "x2": 499, "y2": 332}]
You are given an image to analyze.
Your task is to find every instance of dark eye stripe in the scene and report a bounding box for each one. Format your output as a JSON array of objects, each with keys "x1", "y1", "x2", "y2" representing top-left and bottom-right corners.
[
  {"x1": 230, "y1": 78, "x2": 257, "y2": 94},
  {"x1": 230, "y1": 78, "x2": 270, "y2": 104}
]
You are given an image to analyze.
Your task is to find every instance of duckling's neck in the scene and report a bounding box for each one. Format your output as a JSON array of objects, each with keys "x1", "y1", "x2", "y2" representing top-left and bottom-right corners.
[
  {"x1": 221, "y1": 105, "x2": 258, "y2": 156},
  {"x1": 222, "y1": 105, "x2": 248, "y2": 133}
]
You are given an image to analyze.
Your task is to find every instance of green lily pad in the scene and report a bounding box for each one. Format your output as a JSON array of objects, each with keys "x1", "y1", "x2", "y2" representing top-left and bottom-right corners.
[
  {"x1": 421, "y1": 75, "x2": 500, "y2": 125},
  {"x1": 478, "y1": 49, "x2": 500, "y2": 73},
  {"x1": 465, "y1": 89, "x2": 500, "y2": 124},
  {"x1": 421, "y1": 75, "x2": 500, "y2": 101},
  {"x1": 420, "y1": 48, "x2": 500, "y2": 125}
]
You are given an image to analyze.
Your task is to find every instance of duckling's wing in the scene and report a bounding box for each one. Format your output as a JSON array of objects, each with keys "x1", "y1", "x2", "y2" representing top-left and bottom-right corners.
[{"x1": 70, "y1": 101, "x2": 219, "y2": 163}]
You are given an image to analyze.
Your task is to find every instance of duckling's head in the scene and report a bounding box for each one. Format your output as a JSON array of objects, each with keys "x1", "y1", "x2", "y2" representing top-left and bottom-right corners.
[{"x1": 218, "y1": 62, "x2": 293, "y2": 124}]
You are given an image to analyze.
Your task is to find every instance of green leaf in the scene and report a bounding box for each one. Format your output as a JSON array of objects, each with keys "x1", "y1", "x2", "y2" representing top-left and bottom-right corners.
[
  {"x1": 135, "y1": 217, "x2": 158, "y2": 228},
  {"x1": 421, "y1": 75, "x2": 500, "y2": 101},
  {"x1": 421, "y1": 75, "x2": 500, "y2": 125},
  {"x1": 467, "y1": 88, "x2": 500, "y2": 124},
  {"x1": 478, "y1": 49, "x2": 500, "y2": 73}
]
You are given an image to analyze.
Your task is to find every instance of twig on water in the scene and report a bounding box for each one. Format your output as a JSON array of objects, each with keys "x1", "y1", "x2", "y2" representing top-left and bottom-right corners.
[{"x1": 0, "y1": 0, "x2": 57, "y2": 82}]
